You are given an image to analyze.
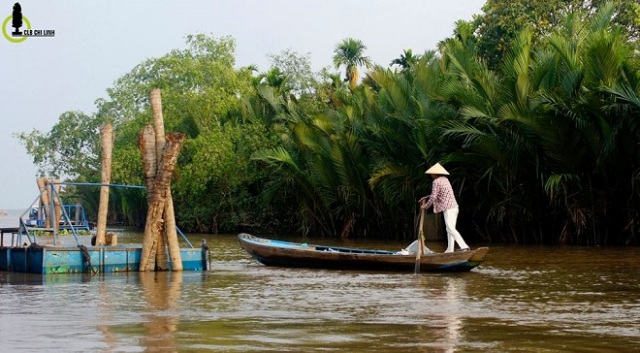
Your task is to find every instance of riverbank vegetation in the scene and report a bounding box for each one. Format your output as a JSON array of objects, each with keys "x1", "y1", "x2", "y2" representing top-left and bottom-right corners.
[{"x1": 17, "y1": 2, "x2": 640, "y2": 245}]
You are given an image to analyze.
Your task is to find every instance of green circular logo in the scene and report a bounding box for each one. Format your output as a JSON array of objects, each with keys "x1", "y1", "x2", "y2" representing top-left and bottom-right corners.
[{"x1": 2, "y1": 15, "x2": 31, "y2": 43}]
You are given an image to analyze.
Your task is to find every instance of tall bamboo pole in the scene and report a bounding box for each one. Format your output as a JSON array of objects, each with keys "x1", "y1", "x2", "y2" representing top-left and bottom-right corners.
[
  {"x1": 150, "y1": 88, "x2": 182, "y2": 271},
  {"x1": 139, "y1": 133, "x2": 185, "y2": 271},
  {"x1": 95, "y1": 123, "x2": 114, "y2": 245}
]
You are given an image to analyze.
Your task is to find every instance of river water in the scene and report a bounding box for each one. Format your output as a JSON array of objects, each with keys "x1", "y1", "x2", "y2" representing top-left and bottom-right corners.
[{"x1": 0, "y1": 211, "x2": 639, "y2": 352}]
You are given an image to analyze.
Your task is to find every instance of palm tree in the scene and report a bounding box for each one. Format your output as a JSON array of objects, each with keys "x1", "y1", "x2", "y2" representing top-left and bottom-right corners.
[
  {"x1": 534, "y1": 3, "x2": 640, "y2": 245},
  {"x1": 433, "y1": 2, "x2": 640, "y2": 245},
  {"x1": 433, "y1": 23, "x2": 561, "y2": 243},
  {"x1": 390, "y1": 49, "x2": 420, "y2": 71},
  {"x1": 258, "y1": 68, "x2": 289, "y2": 96},
  {"x1": 333, "y1": 38, "x2": 372, "y2": 91}
]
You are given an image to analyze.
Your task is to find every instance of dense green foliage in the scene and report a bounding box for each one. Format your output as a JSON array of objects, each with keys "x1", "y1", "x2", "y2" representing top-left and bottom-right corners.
[
  {"x1": 18, "y1": 2, "x2": 640, "y2": 245},
  {"x1": 472, "y1": 0, "x2": 640, "y2": 69}
]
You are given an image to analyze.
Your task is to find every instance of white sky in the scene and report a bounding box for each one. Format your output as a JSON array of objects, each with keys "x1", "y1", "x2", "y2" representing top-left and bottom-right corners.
[{"x1": 0, "y1": 0, "x2": 485, "y2": 210}]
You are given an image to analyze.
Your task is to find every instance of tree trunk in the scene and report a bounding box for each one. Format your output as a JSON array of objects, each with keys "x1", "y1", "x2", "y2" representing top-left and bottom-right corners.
[
  {"x1": 138, "y1": 125, "x2": 160, "y2": 267},
  {"x1": 138, "y1": 125, "x2": 157, "y2": 198},
  {"x1": 95, "y1": 123, "x2": 113, "y2": 245},
  {"x1": 139, "y1": 133, "x2": 185, "y2": 271},
  {"x1": 150, "y1": 89, "x2": 169, "y2": 270},
  {"x1": 150, "y1": 88, "x2": 182, "y2": 270},
  {"x1": 163, "y1": 194, "x2": 182, "y2": 270}
]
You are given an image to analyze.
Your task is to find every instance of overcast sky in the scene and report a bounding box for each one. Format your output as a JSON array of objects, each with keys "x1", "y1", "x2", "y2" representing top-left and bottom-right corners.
[{"x1": 0, "y1": 0, "x2": 485, "y2": 210}]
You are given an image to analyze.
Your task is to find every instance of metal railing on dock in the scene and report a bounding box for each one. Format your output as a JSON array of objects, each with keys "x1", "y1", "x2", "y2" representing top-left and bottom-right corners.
[{"x1": 11, "y1": 181, "x2": 195, "y2": 249}]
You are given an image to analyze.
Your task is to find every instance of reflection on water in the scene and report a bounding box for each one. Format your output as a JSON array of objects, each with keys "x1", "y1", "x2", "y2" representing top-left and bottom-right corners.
[
  {"x1": 97, "y1": 280, "x2": 117, "y2": 352},
  {"x1": 140, "y1": 272, "x2": 182, "y2": 352},
  {"x1": 442, "y1": 277, "x2": 464, "y2": 352},
  {"x1": 1, "y1": 234, "x2": 639, "y2": 352}
]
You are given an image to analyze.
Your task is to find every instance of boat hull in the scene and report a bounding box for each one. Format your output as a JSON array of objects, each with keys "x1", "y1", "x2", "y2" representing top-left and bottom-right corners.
[{"x1": 238, "y1": 233, "x2": 489, "y2": 273}]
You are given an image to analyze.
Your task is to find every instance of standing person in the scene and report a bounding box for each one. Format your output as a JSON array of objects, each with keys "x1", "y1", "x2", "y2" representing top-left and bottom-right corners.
[{"x1": 419, "y1": 163, "x2": 470, "y2": 253}]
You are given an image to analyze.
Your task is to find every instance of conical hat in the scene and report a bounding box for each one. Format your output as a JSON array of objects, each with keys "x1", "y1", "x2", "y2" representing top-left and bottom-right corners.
[{"x1": 425, "y1": 163, "x2": 449, "y2": 175}]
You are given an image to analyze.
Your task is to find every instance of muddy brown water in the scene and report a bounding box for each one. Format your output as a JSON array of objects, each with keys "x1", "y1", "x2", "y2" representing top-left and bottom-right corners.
[{"x1": 0, "y1": 229, "x2": 639, "y2": 352}]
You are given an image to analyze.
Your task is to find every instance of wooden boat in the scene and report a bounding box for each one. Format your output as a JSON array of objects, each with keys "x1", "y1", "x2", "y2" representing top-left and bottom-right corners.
[{"x1": 238, "y1": 233, "x2": 489, "y2": 273}]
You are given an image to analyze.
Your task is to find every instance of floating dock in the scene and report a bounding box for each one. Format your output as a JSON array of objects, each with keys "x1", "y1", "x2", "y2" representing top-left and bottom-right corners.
[
  {"x1": 1, "y1": 180, "x2": 210, "y2": 274},
  {"x1": 0, "y1": 228, "x2": 209, "y2": 274}
]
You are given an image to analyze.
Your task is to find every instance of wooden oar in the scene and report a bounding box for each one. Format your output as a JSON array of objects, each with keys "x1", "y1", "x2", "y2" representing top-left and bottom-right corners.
[{"x1": 414, "y1": 207, "x2": 426, "y2": 274}]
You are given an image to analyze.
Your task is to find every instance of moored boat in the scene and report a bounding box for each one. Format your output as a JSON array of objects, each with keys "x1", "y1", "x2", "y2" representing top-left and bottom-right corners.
[{"x1": 238, "y1": 233, "x2": 489, "y2": 273}]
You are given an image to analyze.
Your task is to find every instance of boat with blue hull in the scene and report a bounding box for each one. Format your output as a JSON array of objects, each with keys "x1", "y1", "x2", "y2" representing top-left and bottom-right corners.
[{"x1": 238, "y1": 233, "x2": 489, "y2": 273}]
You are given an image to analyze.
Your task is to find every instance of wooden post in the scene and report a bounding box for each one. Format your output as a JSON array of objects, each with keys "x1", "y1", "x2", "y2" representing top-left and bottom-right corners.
[
  {"x1": 139, "y1": 133, "x2": 185, "y2": 271},
  {"x1": 150, "y1": 89, "x2": 182, "y2": 271},
  {"x1": 138, "y1": 125, "x2": 160, "y2": 267},
  {"x1": 74, "y1": 203, "x2": 81, "y2": 225},
  {"x1": 163, "y1": 193, "x2": 182, "y2": 271},
  {"x1": 52, "y1": 178, "x2": 61, "y2": 233},
  {"x1": 36, "y1": 178, "x2": 49, "y2": 228},
  {"x1": 150, "y1": 89, "x2": 169, "y2": 270},
  {"x1": 95, "y1": 123, "x2": 113, "y2": 245},
  {"x1": 139, "y1": 125, "x2": 157, "y2": 201}
]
